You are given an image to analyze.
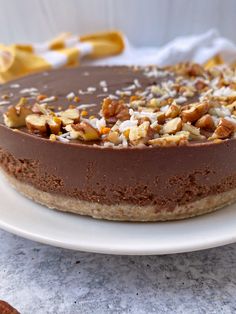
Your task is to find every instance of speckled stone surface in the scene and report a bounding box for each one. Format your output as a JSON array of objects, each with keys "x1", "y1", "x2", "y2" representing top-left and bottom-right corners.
[{"x1": 1, "y1": 230, "x2": 236, "y2": 314}]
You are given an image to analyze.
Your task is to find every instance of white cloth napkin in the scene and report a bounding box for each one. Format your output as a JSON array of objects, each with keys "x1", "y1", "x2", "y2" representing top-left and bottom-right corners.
[{"x1": 86, "y1": 29, "x2": 236, "y2": 66}]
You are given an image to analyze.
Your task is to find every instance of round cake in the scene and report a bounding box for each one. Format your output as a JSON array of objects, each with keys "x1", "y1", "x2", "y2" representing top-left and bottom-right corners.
[{"x1": 1, "y1": 63, "x2": 236, "y2": 221}]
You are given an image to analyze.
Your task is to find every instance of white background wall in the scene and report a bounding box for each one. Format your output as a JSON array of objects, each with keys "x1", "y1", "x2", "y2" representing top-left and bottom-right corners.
[{"x1": 0, "y1": 0, "x2": 236, "y2": 46}]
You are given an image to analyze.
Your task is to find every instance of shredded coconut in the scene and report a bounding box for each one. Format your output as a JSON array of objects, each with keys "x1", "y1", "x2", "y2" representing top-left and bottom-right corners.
[{"x1": 66, "y1": 92, "x2": 75, "y2": 100}]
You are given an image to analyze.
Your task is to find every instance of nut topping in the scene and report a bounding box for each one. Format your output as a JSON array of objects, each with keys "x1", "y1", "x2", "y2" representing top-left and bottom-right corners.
[
  {"x1": 226, "y1": 101, "x2": 236, "y2": 115},
  {"x1": 102, "y1": 98, "x2": 130, "y2": 122},
  {"x1": 4, "y1": 103, "x2": 32, "y2": 128},
  {"x1": 156, "y1": 112, "x2": 166, "y2": 124},
  {"x1": 211, "y1": 118, "x2": 236, "y2": 139},
  {"x1": 58, "y1": 108, "x2": 80, "y2": 125},
  {"x1": 181, "y1": 102, "x2": 209, "y2": 123},
  {"x1": 107, "y1": 131, "x2": 121, "y2": 145},
  {"x1": 47, "y1": 116, "x2": 61, "y2": 135},
  {"x1": 195, "y1": 114, "x2": 215, "y2": 131},
  {"x1": 66, "y1": 121, "x2": 100, "y2": 141},
  {"x1": 186, "y1": 63, "x2": 205, "y2": 77},
  {"x1": 26, "y1": 114, "x2": 48, "y2": 134},
  {"x1": 162, "y1": 117, "x2": 182, "y2": 135},
  {"x1": 32, "y1": 103, "x2": 49, "y2": 115},
  {"x1": 182, "y1": 123, "x2": 205, "y2": 140},
  {"x1": 4, "y1": 62, "x2": 236, "y2": 147},
  {"x1": 165, "y1": 102, "x2": 181, "y2": 119},
  {"x1": 26, "y1": 114, "x2": 61, "y2": 135},
  {"x1": 195, "y1": 80, "x2": 208, "y2": 91},
  {"x1": 129, "y1": 121, "x2": 152, "y2": 145},
  {"x1": 149, "y1": 98, "x2": 161, "y2": 108},
  {"x1": 149, "y1": 131, "x2": 189, "y2": 147}
]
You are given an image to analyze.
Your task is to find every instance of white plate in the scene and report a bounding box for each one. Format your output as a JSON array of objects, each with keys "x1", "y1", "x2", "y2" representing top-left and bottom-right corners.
[{"x1": 0, "y1": 174, "x2": 236, "y2": 255}]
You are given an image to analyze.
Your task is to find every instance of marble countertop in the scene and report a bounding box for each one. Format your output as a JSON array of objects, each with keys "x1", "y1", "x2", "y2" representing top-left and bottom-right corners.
[{"x1": 1, "y1": 229, "x2": 236, "y2": 314}]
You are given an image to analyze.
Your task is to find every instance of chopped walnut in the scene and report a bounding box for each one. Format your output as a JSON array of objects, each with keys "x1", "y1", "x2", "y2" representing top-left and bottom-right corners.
[
  {"x1": 179, "y1": 85, "x2": 195, "y2": 98},
  {"x1": 182, "y1": 123, "x2": 205, "y2": 140},
  {"x1": 165, "y1": 102, "x2": 181, "y2": 119},
  {"x1": 4, "y1": 102, "x2": 32, "y2": 128},
  {"x1": 129, "y1": 121, "x2": 152, "y2": 145},
  {"x1": 149, "y1": 98, "x2": 161, "y2": 108},
  {"x1": 181, "y1": 102, "x2": 209, "y2": 123},
  {"x1": 195, "y1": 114, "x2": 215, "y2": 131},
  {"x1": 156, "y1": 112, "x2": 166, "y2": 124},
  {"x1": 167, "y1": 62, "x2": 206, "y2": 78},
  {"x1": 226, "y1": 101, "x2": 236, "y2": 113},
  {"x1": 195, "y1": 80, "x2": 208, "y2": 91},
  {"x1": 186, "y1": 63, "x2": 206, "y2": 77},
  {"x1": 162, "y1": 117, "x2": 182, "y2": 135},
  {"x1": 102, "y1": 98, "x2": 130, "y2": 122},
  {"x1": 149, "y1": 131, "x2": 189, "y2": 146},
  {"x1": 66, "y1": 121, "x2": 100, "y2": 141},
  {"x1": 211, "y1": 118, "x2": 236, "y2": 139},
  {"x1": 32, "y1": 103, "x2": 50, "y2": 115}
]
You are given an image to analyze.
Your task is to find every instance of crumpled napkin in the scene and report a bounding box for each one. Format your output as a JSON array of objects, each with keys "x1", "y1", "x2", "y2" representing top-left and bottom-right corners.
[
  {"x1": 0, "y1": 31, "x2": 124, "y2": 82},
  {"x1": 1, "y1": 29, "x2": 236, "y2": 83},
  {"x1": 88, "y1": 29, "x2": 236, "y2": 67}
]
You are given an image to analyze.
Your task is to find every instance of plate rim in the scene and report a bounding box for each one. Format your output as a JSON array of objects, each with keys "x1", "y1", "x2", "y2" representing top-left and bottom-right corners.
[
  {"x1": 0, "y1": 216, "x2": 236, "y2": 255},
  {"x1": 1, "y1": 173, "x2": 236, "y2": 255}
]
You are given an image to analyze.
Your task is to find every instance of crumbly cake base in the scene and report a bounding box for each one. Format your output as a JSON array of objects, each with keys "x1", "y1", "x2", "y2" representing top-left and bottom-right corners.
[{"x1": 3, "y1": 171, "x2": 236, "y2": 221}]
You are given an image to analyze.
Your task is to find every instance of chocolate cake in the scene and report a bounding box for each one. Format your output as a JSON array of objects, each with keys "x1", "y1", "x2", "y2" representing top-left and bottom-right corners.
[{"x1": 1, "y1": 63, "x2": 236, "y2": 221}]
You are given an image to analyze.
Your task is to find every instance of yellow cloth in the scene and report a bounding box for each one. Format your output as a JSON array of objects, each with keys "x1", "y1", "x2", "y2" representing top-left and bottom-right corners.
[
  {"x1": 204, "y1": 54, "x2": 224, "y2": 69},
  {"x1": 0, "y1": 31, "x2": 125, "y2": 83}
]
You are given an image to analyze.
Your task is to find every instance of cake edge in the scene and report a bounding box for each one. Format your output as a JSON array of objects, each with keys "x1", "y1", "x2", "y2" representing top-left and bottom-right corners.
[{"x1": 2, "y1": 170, "x2": 236, "y2": 222}]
